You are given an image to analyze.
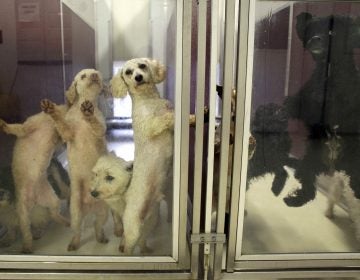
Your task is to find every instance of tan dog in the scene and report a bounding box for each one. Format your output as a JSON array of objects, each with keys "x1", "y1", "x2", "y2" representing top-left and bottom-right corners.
[
  {"x1": 0, "y1": 111, "x2": 69, "y2": 253},
  {"x1": 90, "y1": 153, "x2": 133, "y2": 241},
  {"x1": 111, "y1": 58, "x2": 172, "y2": 254},
  {"x1": 41, "y1": 69, "x2": 109, "y2": 251}
]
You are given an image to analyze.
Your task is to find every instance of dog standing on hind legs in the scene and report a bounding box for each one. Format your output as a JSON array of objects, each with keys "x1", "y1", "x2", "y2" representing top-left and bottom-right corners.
[
  {"x1": 0, "y1": 111, "x2": 69, "y2": 253},
  {"x1": 41, "y1": 69, "x2": 109, "y2": 251},
  {"x1": 111, "y1": 58, "x2": 173, "y2": 254}
]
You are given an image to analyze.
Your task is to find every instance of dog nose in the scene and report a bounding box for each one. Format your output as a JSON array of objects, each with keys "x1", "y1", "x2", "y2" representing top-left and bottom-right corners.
[
  {"x1": 91, "y1": 190, "x2": 99, "y2": 198},
  {"x1": 135, "y1": 74, "x2": 143, "y2": 82},
  {"x1": 90, "y1": 73, "x2": 99, "y2": 81}
]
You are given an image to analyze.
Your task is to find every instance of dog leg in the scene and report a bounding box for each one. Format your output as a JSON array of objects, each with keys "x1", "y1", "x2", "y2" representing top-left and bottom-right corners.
[
  {"x1": 41, "y1": 99, "x2": 74, "y2": 142},
  {"x1": 39, "y1": 180, "x2": 70, "y2": 226},
  {"x1": 17, "y1": 192, "x2": 34, "y2": 253},
  {"x1": 144, "y1": 112, "x2": 175, "y2": 138},
  {"x1": 80, "y1": 101, "x2": 106, "y2": 138},
  {"x1": 68, "y1": 185, "x2": 82, "y2": 251},
  {"x1": 111, "y1": 210, "x2": 123, "y2": 237},
  {"x1": 140, "y1": 203, "x2": 160, "y2": 254},
  {"x1": 122, "y1": 211, "x2": 141, "y2": 254},
  {"x1": 94, "y1": 203, "x2": 109, "y2": 244},
  {"x1": 138, "y1": 236, "x2": 153, "y2": 254},
  {"x1": 271, "y1": 167, "x2": 288, "y2": 196},
  {"x1": 284, "y1": 140, "x2": 325, "y2": 207}
]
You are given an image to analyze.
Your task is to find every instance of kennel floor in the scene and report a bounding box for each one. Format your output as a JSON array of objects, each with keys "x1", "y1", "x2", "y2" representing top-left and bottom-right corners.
[{"x1": 242, "y1": 170, "x2": 359, "y2": 255}]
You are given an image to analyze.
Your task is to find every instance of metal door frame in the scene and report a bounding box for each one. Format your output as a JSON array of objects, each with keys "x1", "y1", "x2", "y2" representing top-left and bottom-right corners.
[
  {"x1": 225, "y1": 0, "x2": 360, "y2": 276},
  {"x1": 0, "y1": 0, "x2": 192, "y2": 274}
]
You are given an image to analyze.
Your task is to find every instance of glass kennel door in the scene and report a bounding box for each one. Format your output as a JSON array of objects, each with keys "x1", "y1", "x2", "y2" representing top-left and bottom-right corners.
[
  {"x1": 226, "y1": 0, "x2": 360, "y2": 273},
  {"x1": 0, "y1": 0, "x2": 192, "y2": 273}
]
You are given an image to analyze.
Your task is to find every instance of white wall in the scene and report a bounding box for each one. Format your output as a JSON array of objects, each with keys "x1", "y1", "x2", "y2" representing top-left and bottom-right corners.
[
  {"x1": 62, "y1": 0, "x2": 94, "y2": 28},
  {"x1": 0, "y1": 0, "x2": 17, "y2": 94},
  {"x1": 112, "y1": 0, "x2": 151, "y2": 60}
]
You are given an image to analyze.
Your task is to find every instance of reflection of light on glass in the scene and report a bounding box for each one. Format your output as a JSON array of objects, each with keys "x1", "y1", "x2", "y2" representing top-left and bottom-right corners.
[{"x1": 113, "y1": 61, "x2": 132, "y2": 118}]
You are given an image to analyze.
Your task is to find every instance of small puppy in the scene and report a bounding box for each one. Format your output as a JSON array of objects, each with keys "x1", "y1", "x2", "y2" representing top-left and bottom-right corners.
[
  {"x1": 0, "y1": 110, "x2": 69, "y2": 253},
  {"x1": 111, "y1": 58, "x2": 172, "y2": 254},
  {"x1": 41, "y1": 69, "x2": 110, "y2": 251},
  {"x1": 90, "y1": 153, "x2": 133, "y2": 241},
  {"x1": 319, "y1": 172, "x2": 360, "y2": 242}
]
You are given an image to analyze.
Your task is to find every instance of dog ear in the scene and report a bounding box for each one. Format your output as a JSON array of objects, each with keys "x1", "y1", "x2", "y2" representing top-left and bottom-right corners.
[
  {"x1": 147, "y1": 59, "x2": 166, "y2": 84},
  {"x1": 111, "y1": 70, "x2": 128, "y2": 98},
  {"x1": 296, "y1": 12, "x2": 313, "y2": 44},
  {"x1": 65, "y1": 81, "x2": 78, "y2": 106}
]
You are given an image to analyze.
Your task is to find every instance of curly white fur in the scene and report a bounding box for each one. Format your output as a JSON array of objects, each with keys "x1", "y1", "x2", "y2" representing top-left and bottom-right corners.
[
  {"x1": 111, "y1": 58, "x2": 172, "y2": 254},
  {"x1": 0, "y1": 110, "x2": 70, "y2": 253},
  {"x1": 41, "y1": 69, "x2": 109, "y2": 251},
  {"x1": 90, "y1": 153, "x2": 132, "y2": 242},
  {"x1": 318, "y1": 171, "x2": 360, "y2": 242}
]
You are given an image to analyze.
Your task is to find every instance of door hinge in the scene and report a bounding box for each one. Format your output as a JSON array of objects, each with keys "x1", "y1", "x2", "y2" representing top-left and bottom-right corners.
[
  {"x1": 191, "y1": 233, "x2": 226, "y2": 244},
  {"x1": 191, "y1": 233, "x2": 226, "y2": 279}
]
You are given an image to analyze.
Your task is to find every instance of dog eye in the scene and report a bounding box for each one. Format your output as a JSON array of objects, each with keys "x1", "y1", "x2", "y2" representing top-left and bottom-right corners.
[
  {"x1": 105, "y1": 175, "x2": 115, "y2": 182},
  {"x1": 81, "y1": 74, "x2": 86, "y2": 80},
  {"x1": 125, "y1": 69, "x2": 133, "y2": 75},
  {"x1": 139, "y1": 63, "x2": 147, "y2": 69}
]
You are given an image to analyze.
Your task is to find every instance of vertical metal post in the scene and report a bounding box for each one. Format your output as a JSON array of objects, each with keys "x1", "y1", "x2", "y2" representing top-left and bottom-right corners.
[
  {"x1": 213, "y1": 0, "x2": 237, "y2": 279},
  {"x1": 178, "y1": 0, "x2": 192, "y2": 269},
  {"x1": 204, "y1": 0, "x2": 220, "y2": 278},
  {"x1": 226, "y1": 0, "x2": 251, "y2": 272},
  {"x1": 191, "y1": 0, "x2": 207, "y2": 278}
]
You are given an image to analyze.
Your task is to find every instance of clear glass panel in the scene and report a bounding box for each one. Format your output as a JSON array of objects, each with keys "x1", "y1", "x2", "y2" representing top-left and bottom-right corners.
[
  {"x1": 240, "y1": 1, "x2": 360, "y2": 255},
  {"x1": 0, "y1": 0, "x2": 177, "y2": 257}
]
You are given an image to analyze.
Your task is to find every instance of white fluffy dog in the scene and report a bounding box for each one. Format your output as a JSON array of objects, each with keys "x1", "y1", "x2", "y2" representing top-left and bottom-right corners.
[
  {"x1": 111, "y1": 58, "x2": 172, "y2": 254},
  {"x1": 318, "y1": 171, "x2": 360, "y2": 242},
  {"x1": 90, "y1": 153, "x2": 132, "y2": 242},
  {"x1": 41, "y1": 69, "x2": 109, "y2": 251},
  {"x1": 0, "y1": 111, "x2": 69, "y2": 253}
]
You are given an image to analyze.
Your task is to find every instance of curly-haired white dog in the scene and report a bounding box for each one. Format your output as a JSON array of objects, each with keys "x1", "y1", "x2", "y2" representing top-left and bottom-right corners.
[
  {"x1": 90, "y1": 153, "x2": 133, "y2": 241},
  {"x1": 318, "y1": 171, "x2": 360, "y2": 242},
  {"x1": 0, "y1": 111, "x2": 69, "y2": 253},
  {"x1": 41, "y1": 69, "x2": 109, "y2": 251},
  {"x1": 111, "y1": 58, "x2": 172, "y2": 254}
]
